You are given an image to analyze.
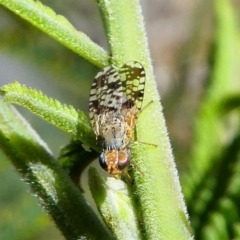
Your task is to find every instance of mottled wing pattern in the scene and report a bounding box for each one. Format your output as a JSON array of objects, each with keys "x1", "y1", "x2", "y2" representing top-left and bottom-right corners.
[
  {"x1": 89, "y1": 66, "x2": 123, "y2": 129},
  {"x1": 119, "y1": 61, "x2": 146, "y2": 111},
  {"x1": 89, "y1": 61, "x2": 146, "y2": 131}
]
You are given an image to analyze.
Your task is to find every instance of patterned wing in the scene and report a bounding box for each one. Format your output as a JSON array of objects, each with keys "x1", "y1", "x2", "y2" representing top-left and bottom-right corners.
[
  {"x1": 89, "y1": 65, "x2": 123, "y2": 129},
  {"x1": 119, "y1": 61, "x2": 146, "y2": 111}
]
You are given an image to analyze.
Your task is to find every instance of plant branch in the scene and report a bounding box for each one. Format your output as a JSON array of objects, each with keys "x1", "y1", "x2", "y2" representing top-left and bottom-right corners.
[
  {"x1": 88, "y1": 168, "x2": 141, "y2": 240},
  {"x1": 0, "y1": 98, "x2": 112, "y2": 239},
  {"x1": 1, "y1": 82, "x2": 100, "y2": 152},
  {"x1": 0, "y1": 0, "x2": 109, "y2": 68},
  {"x1": 96, "y1": 0, "x2": 192, "y2": 239}
]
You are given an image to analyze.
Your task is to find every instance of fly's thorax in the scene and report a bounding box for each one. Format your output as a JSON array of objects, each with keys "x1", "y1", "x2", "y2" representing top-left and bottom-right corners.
[
  {"x1": 99, "y1": 148, "x2": 130, "y2": 178},
  {"x1": 98, "y1": 112, "x2": 127, "y2": 150}
]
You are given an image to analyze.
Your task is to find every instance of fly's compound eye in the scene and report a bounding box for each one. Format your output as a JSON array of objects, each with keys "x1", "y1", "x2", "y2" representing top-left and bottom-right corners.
[
  {"x1": 117, "y1": 150, "x2": 130, "y2": 170},
  {"x1": 99, "y1": 152, "x2": 107, "y2": 171}
]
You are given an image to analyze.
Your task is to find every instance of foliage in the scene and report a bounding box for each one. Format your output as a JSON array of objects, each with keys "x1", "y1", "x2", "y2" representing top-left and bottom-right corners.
[
  {"x1": 1, "y1": 0, "x2": 240, "y2": 239},
  {"x1": 0, "y1": 0, "x2": 191, "y2": 239},
  {"x1": 181, "y1": 0, "x2": 240, "y2": 238}
]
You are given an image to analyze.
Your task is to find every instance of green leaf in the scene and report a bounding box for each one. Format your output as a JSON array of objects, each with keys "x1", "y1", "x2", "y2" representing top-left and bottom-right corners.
[
  {"x1": 1, "y1": 82, "x2": 99, "y2": 151},
  {"x1": 0, "y1": 98, "x2": 112, "y2": 239},
  {"x1": 181, "y1": 0, "x2": 240, "y2": 238},
  {"x1": 88, "y1": 167, "x2": 141, "y2": 240},
  {"x1": 58, "y1": 140, "x2": 98, "y2": 189},
  {"x1": 220, "y1": 94, "x2": 240, "y2": 113},
  {"x1": 0, "y1": 0, "x2": 109, "y2": 68}
]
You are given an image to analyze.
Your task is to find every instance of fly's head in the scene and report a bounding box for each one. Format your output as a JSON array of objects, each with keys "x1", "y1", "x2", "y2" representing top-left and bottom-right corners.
[{"x1": 99, "y1": 148, "x2": 130, "y2": 178}]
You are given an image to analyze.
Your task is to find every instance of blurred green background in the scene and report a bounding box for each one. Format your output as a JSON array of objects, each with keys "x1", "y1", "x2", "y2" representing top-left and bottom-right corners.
[{"x1": 0, "y1": 0, "x2": 240, "y2": 239}]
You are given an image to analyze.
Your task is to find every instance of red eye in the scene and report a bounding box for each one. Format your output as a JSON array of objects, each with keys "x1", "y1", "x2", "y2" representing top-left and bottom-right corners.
[
  {"x1": 99, "y1": 150, "x2": 130, "y2": 175},
  {"x1": 117, "y1": 150, "x2": 130, "y2": 170}
]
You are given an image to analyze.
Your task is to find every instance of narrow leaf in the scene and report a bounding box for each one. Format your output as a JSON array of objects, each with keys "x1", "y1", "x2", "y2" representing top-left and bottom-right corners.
[
  {"x1": 88, "y1": 168, "x2": 141, "y2": 240},
  {"x1": 0, "y1": 99, "x2": 112, "y2": 239},
  {"x1": 0, "y1": 0, "x2": 109, "y2": 68},
  {"x1": 1, "y1": 82, "x2": 99, "y2": 151}
]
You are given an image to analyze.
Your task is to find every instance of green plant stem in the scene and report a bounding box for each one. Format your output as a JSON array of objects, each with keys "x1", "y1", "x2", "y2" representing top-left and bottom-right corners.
[
  {"x1": 0, "y1": 99, "x2": 112, "y2": 239},
  {"x1": 0, "y1": 0, "x2": 109, "y2": 68},
  {"x1": 97, "y1": 0, "x2": 192, "y2": 239}
]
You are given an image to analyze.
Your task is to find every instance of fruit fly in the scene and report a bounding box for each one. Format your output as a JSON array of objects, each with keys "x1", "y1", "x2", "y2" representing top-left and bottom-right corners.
[{"x1": 89, "y1": 61, "x2": 145, "y2": 178}]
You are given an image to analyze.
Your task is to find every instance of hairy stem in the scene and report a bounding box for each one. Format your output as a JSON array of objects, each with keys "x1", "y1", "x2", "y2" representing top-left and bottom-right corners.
[
  {"x1": 97, "y1": 0, "x2": 192, "y2": 239},
  {"x1": 0, "y1": 99, "x2": 112, "y2": 239}
]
